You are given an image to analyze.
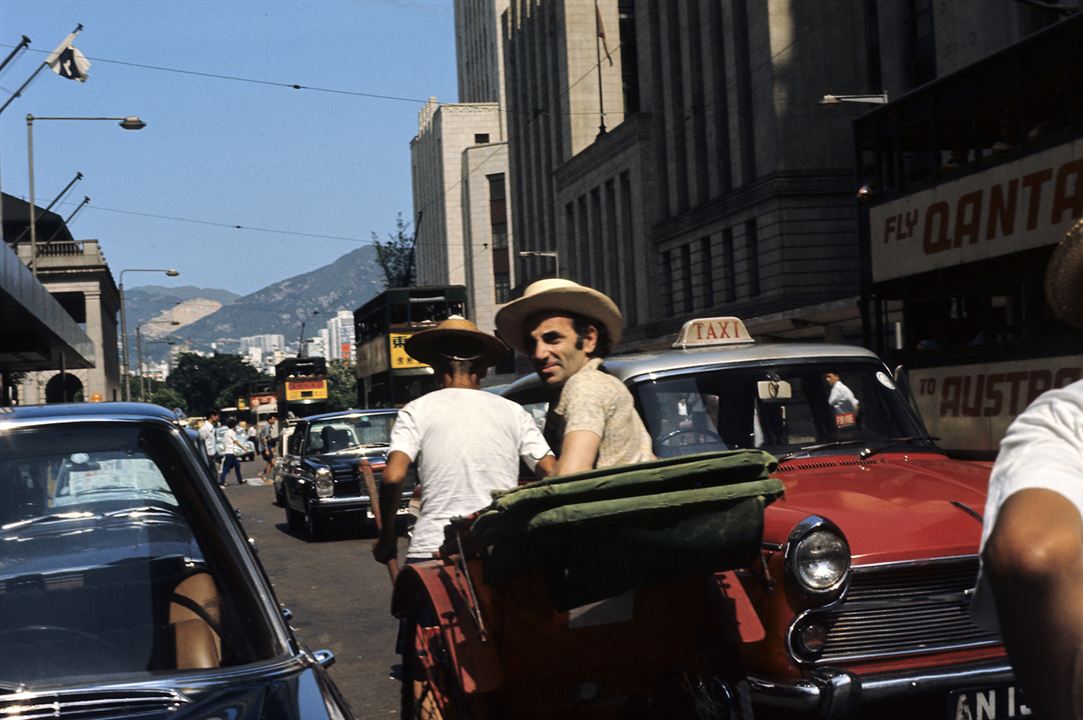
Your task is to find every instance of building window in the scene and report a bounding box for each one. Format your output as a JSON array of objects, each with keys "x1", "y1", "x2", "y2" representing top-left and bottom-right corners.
[
  {"x1": 475, "y1": 133, "x2": 490, "y2": 144},
  {"x1": 662, "y1": 250, "x2": 674, "y2": 316},
  {"x1": 699, "y1": 236, "x2": 713, "y2": 308},
  {"x1": 488, "y1": 173, "x2": 508, "y2": 249},
  {"x1": 619, "y1": 172, "x2": 636, "y2": 326},
  {"x1": 745, "y1": 218, "x2": 760, "y2": 297},
  {"x1": 494, "y1": 273, "x2": 511, "y2": 304},
  {"x1": 723, "y1": 228, "x2": 736, "y2": 303},
  {"x1": 618, "y1": 0, "x2": 640, "y2": 114},
  {"x1": 681, "y1": 244, "x2": 693, "y2": 313}
]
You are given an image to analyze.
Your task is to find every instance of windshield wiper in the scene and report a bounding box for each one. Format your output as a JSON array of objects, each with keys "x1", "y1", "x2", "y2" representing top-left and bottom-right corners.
[
  {"x1": 778, "y1": 439, "x2": 868, "y2": 461},
  {"x1": 856, "y1": 436, "x2": 940, "y2": 460}
]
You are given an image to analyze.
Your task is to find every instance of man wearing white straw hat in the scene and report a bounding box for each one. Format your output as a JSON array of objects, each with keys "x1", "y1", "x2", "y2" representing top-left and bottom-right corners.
[
  {"x1": 977, "y1": 219, "x2": 1083, "y2": 720},
  {"x1": 495, "y1": 279, "x2": 654, "y2": 475},
  {"x1": 372, "y1": 316, "x2": 555, "y2": 567}
]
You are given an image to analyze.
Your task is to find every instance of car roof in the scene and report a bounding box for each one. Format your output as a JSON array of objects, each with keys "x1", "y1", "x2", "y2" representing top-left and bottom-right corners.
[
  {"x1": 503, "y1": 342, "x2": 884, "y2": 394},
  {"x1": 0, "y1": 402, "x2": 179, "y2": 428},
  {"x1": 298, "y1": 408, "x2": 398, "y2": 423}
]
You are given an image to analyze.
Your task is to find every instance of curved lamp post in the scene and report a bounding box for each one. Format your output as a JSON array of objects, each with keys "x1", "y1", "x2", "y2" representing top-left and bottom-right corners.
[
  {"x1": 26, "y1": 114, "x2": 146, "y2": 275},
  {"x1": 119, "y1": 268, "x2": 179, "y2": 401}
]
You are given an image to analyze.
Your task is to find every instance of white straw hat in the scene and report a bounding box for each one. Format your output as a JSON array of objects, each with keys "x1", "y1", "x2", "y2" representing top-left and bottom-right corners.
[{"x1": 494, "y1": 279, "x2": 623, "y2": 355}]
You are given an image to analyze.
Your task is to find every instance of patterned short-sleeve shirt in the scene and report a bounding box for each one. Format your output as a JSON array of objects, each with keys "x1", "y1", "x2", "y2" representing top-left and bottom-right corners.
[{"x1": 550, "y1": 358, "x2": 655, "y2": 469}]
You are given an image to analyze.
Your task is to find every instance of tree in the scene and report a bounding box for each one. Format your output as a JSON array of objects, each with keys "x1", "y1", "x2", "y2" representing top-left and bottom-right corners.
[
  {"x1": 372, "y1": 212, "x2": 416, "y2": 288},
  {"x1": 167, "y1": 353, "x2": 262, "y2": 416},
  {"x1": 327, "y1": 359, "x2": 358, "y2": 411},
  {"x1": 149, "y1": 386, "x2": 186, "y2": 413}
]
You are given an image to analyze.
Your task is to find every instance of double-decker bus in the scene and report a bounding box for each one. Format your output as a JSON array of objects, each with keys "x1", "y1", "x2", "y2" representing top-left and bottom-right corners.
[
  {"x1": 275, "y1": 356, "x2": 329, "y2": 419},
  {"x1": 354, "y1": 286, "x2": 468, "y2": 407},
  {"x1": 854, "y1": 14, "x2": 1083, "y2": 456}
]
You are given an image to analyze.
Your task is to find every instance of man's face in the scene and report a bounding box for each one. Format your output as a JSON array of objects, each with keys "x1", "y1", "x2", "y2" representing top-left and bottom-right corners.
[
  {"x1": 824, "y1": 373, "x2": 838, "y2": 386},
  {"x1": 525, "y1": 312, "x2": 595, "y2": 387}
]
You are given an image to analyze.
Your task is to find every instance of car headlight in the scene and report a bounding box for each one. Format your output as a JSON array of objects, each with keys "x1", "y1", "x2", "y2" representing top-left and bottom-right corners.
[
  {"x1": 314, "y1": 467, "x2": 334, "y2": 498},
  {"x1": 786, "y1": 518, "x2": 850, "y2": 594}
]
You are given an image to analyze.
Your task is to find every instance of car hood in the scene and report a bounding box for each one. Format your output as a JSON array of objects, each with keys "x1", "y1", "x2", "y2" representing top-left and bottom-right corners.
[
  {"x1": 305, "y1": 449, "x2": 387, "y2": 469},
  {"x1": 764, "y1": 452, "x2": 991, "y2": 564}
]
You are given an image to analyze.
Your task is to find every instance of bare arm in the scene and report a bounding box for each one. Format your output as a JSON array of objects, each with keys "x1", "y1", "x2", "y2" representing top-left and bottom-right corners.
[
  {"x1": 372, "y1": 450, "x2": 411, "y2": 564},
  {"x1": 534, "y1": 454, "x2": 556, "y2": 480},
  {"x1": 985, "y1": 488, "x2": 1083, "y2": 720},
  {"x1": 554, "y1": 430, "x2": 601, "y2": 476}
]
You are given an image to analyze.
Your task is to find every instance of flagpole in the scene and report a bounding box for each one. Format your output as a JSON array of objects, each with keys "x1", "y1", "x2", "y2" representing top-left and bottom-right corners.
[
  {"x1": 0, "y1": 25, "x2": 82, "y2": 117},
  {"x1": 0, "y1": 35, "x2": 31, "y2": 75},
  {"x1": 595, "y1": 1, "x2": 606, "y2": 138}
]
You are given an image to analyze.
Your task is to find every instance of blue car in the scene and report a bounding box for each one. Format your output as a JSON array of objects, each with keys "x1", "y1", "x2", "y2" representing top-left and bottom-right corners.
[{"x1": 0, "y1": 403, "x2": 356, "y2": 719}]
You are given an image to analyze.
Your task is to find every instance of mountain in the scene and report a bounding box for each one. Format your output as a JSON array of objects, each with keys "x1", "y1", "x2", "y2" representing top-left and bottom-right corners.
[
  {"x1": 123, "y1": 285, "x2": 239, "y2": 337},
  {"x1": 168, "y1": 245, "x2": 386, "y2": 352}
]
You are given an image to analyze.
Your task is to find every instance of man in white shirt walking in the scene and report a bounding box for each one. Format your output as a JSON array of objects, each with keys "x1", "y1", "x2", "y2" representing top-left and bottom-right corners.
[{"x1": 372, "y1": 317, "x2": 555, "y2": 565}]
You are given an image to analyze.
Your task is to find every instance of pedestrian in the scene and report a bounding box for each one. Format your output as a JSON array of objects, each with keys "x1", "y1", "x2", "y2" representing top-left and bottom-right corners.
[
  {"x1": 199, "y1": 410, "x2": 219, "y2": 471},
  {"x1": 371, "y1": 316, "x2": 555, "y2": 715},
  {"x1": 372, "y1": 316, "x2": 555, "y2": 566},
  {"x1": 824, "y1": 371, "x2": 860, "y2": 428},
  {"x1": 494, "y1": 278, "x2": 655, "y2": 475},
  {"x1": 259, "y1": 414, "x2": 278, "y2": 480},
  {"x1": 218, "y1": 418, "x2": 245, "y2": 486},
  {"x1": 246, "y1": 421, "x2": 259, "y2": 461},
  {"x1": 974, "y1": 219, "x2": 1083, "y2": 720}
]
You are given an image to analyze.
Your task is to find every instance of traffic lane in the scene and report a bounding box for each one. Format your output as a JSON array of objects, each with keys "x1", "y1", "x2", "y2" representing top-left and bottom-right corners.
[{"x1": 224, "y1": 458, "x2": 406, "y2": 718}]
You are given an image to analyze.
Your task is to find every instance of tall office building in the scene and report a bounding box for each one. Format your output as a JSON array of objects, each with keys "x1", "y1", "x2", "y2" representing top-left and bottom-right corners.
[
  {"x1": 326, "y1": 310, "x2": 356, "y2": 362},
  {"x1": 410, "y1": 0, "x2": 517, "y2": 337},
  {"x1": 504, "y1": 0, "x2": 877, "y2": 347}
]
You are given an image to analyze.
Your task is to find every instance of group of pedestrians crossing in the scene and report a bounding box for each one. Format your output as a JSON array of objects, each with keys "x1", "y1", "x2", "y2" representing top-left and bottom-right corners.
[{"x1": 195, "y1": 409, "x2": 280, "y2": 487}]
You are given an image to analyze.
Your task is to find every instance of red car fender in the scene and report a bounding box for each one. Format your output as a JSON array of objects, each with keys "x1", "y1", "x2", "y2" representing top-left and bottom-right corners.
[
  {"x1": 390, "y1": 560, "x2": 505, "y2": 695},
  {"x1": 711, "y1": 570, "x2": 766, "y2": 643}
]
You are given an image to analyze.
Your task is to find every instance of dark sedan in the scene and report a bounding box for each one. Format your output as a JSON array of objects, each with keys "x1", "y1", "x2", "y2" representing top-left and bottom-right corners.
[
  {"x1": 280, "y1": 409, "x2": 414, "y2": 541},
  {"x1": 0, "y1": 403, "x2": 355, "y2": 719}
]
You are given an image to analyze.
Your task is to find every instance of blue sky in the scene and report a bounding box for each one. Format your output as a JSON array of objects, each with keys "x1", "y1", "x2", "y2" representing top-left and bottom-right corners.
[{"x1": 0, "y1": 0, "x2": 456, "y2": 294}]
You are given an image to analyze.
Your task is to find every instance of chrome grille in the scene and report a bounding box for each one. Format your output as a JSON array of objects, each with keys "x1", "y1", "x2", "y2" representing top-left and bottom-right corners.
[
  {"x1": 331, "y1": 466, "x2": 362, "y2": 496},
  {"x1": 792, "y1": 557, "x2": 1002, "y2": 665}
]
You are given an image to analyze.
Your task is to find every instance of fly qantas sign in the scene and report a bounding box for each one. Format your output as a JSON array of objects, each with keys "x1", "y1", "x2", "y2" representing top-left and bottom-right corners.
[{"x1": 871, "y1": 140, "x2": 1083, "y2": 282}]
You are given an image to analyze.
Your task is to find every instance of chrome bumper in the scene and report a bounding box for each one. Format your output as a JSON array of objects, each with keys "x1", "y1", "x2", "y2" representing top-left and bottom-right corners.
[{"x1": 749, "y1": 659, "x2": 1015, "y2": 718}]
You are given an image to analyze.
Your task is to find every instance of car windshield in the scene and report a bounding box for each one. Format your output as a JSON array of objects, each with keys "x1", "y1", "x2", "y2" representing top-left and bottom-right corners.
[
  {"x1": 631, "y1": 360, "x2": 932, "y2": 459},
  {"x1": 0, "y1": 424, "x2": 288, "y2": 686},
  {"x1": 305, "y1": 413, "x2": 396, "y2": 454}
]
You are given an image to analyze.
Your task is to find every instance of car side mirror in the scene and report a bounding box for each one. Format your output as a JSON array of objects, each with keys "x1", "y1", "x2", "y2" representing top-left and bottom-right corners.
[{"x1": 312, "y1": 648, "x2": 336, "y2": 669}]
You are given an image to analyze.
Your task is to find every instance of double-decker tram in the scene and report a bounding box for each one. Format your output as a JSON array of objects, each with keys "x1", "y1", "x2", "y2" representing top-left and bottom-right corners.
[
  {"x1": 274, "y1": 356, "x2": 329, "y2": 419},
  {"x1": 855, "y1": 14, "x2": 1083, "y2": 457},
  {"x1": 354, "y1": 285, "x2": 467, "y2": 407}
]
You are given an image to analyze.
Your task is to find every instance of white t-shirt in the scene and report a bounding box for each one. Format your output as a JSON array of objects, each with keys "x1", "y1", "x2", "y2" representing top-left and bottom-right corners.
[
  {"x1": 199, "y1": 421, "x2": 217, "y2": 457},
  {"x1": 389, "y1": 388, "x2": 553, "y2": 559},
  {"x1": 972, "y1": 379, "x2": 1083, "y2": 629},
  {"x1": 828, "y1": 380, "x2": 859, "y2": 415}
]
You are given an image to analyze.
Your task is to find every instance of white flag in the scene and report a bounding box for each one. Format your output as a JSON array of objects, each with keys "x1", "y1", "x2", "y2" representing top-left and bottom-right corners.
[{"x1": 44, "y1": 30, "x2": 91, "y2": 82}]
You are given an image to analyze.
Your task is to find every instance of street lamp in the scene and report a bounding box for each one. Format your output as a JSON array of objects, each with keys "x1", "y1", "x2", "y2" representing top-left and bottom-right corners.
[
  {"x1": 518, "y1": 250, "x2": 560, "y2": 277},
  {"x1": 119, "y1": 268, "x2": 179, "y2": 402},
  {"x1": 137, "y1": 320, "x2": 180, "y2": 401},
  {"x1": 26, "y1": 114, "x2": 146, "y2": 276},
  {"x1": 819, "y1": 92, "x2": 889, "y2": 106}
]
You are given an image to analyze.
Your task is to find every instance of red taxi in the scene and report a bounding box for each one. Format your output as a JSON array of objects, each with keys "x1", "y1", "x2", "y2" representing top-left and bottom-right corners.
[{"x1": 501, "y1": 317, "x2": 1016, "y2": 719}]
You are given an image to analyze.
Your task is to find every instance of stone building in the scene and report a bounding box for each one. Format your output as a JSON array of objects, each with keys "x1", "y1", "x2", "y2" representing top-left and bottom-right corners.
[
  {"x1": 504, "y1": 0, "x2": 877, "y2": 349},
  {"x1": 410, "y1": 0, "x2": 517, "y2": 337},
  {"x1": 14, "y1": 238, "x2": 121, "y2": 403}
]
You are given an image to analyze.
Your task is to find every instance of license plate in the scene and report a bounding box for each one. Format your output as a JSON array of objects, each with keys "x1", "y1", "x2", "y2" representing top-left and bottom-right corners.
[{"x1": 948, "y1": 684, "x2": 1030, "y2": 720}]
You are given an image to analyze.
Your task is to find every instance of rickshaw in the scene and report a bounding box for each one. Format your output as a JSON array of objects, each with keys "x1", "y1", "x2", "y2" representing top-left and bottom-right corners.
[{"x1": 386, "y1": 450, "x2": 784, "y2": 719}]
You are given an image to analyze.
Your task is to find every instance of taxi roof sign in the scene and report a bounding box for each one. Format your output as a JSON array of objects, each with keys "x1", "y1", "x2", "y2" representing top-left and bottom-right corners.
[{"x1": 672, "y1": 317, "x2": 754, "y2": 349}]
